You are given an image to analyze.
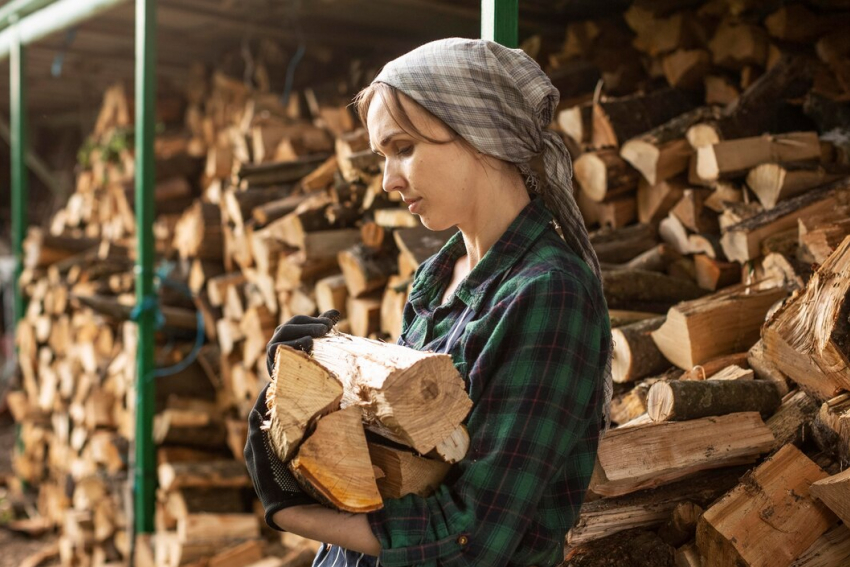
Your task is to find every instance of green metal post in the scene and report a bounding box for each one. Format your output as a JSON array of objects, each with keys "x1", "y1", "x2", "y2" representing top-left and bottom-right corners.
[
  {"x1": 10, "y1": 22, "x2": 27, "y2": 326},
  {"x1": 134, "y1": 0, "x2": 156, "y2": 534},
  {"x1": 481, "y1": 0, "x2": 518, "y2": 48}
]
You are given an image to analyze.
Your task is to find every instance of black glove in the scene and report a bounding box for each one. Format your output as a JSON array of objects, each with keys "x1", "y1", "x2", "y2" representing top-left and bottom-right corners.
[
  {"x1": 244, "y1": 383, "x2": 319, "y2": 530},
  {"x1": 266, "y1": 309, "x2": 340, "y2": 376}
]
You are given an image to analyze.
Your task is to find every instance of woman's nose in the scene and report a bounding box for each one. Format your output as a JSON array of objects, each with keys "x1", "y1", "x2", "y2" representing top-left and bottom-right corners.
[{"x1": 382, "y1": 158, "x2": 405, "y2": 193}]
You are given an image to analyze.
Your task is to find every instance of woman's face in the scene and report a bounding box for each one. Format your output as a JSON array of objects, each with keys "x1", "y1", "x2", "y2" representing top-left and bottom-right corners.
[{"x1": 367, "y1": 92, "x2": 485, "y2": 232}]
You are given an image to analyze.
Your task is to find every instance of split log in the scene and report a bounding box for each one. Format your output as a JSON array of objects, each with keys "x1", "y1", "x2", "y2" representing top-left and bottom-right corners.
[
  {"x1": 766, "y1": 391, "x2": 818, "y2": 450},
  {"x1": 574, "y1": 149, "x2": 639, "y2": 202},
  {"x1": 567, "y1": 467, "x2": 745, "y2": 547},
  {"x1": 791, "y1": 524, "x2": 850, "y2": 567},
  {"x1": 174, "y1": 201, "x2": 224, "y2": 261},
  {"x1": 346, "y1": 294, "x2": 382, "y2": 338},
  {"x1": 157, "y1": 460, "x2": 252, "y2": 492},
  {"x1": 747, "y1": 338, "x2": 790, "y2": 394},
  {"x1": 235, "y1": 154, "x2": 330, "y2": 187},
  {"x1": 696, "y1": 132, "x2": 822, "y2": 183},
  {"x1": 596, "y1": 197, "x2": 637, "y2": 228},
  {"x1": 696, "y1": 444, "x2": 836, "y2": 567},
  {"x1": 708, "y1": 20, "x2": 769, "y2": 70},
  {"x1": 810, "y1": 468, "x2": 850, "y2": 525},
  {"x1": 609, "y1": 379, "x2": 656, "y2": 426},
  {"x1": 265, "y1": 346, "x2": 344, "y2": 462},
  {"x1": 704, "y1": 75, "x2": 740, "y2": 106},
  {"x1": 590, "y1": 88, "x2": 698, "y2": 149},
  {"x1": 747, "y1": 163, "x2": 847, "y2": 210},
  {"x1": 289, "y1": 406, "x2": 382, "y2": 513},
  {"x1": 811, "y1": 394, "x2": 850, "y2": 464},
  {"x1": 694, "y1": 254, "x2": 739, "y2": 291},
  {"x1": 393, "y1": 226, "x2": 456, "y2": 271},
  {"x1": 636, "y1": 177, "x2": 686, "y2": 225},
  {"x1": 799, "y1": 216, "x2": 850, "y2": 265},
  {"x1": 591, "y1": 412, "x2": 774, "y2": 498},
  {"x1": 590, "y1": 223, "x2": 658, "y2": 264},
  {"x1": 646, "y1": 379, "x2": 781, "y2": 422},
  {"x1": 678, "y1": 352, "x2": 750, "y2": 382},
  {"x1": 292, "y1": 333, "x2": 472, "y2": 454},
  {"x1": 337, "y1": 244, "x2": 397, "y2": 298},
  {"x1": 367, "y1": 442, "x2": 451, "y2": 499},
  {"x1": 671, "y1": 189, "x2": 718, "y2": 234},
  {"x1": 315, "y1": 274, "x2": 348, "y2": 318},
  {"x1": 602, "y1": 269, "x2": 706, "y2": 314},
  {"x1": 762, "y1": 235, "x2": 850, "y2": 400},
  {"x1": 380, "y1": 275, "x2": 408, "y2": 340},
  {"x1": 611, "y1": 317, "x2": 669, "y2": 384},
  {"x1": 686, "y1": 55, "x2": 814, "y2": 147},
  {"x1": 651, "y1": 283, "x2": 786, "y2": 369},
  {"x1": 662, "y1": 49, "x2": 711, "y2": 90}
]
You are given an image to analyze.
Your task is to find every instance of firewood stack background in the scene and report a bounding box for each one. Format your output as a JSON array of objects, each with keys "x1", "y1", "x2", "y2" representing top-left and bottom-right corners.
[{"x1": 4, "y1": 0, "x2": 850, "y2": 566}]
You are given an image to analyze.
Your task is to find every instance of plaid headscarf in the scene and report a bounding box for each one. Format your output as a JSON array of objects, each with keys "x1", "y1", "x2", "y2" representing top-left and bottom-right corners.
[{"x1": 373, "y1": 38, "x2": 613, "y2": 426}]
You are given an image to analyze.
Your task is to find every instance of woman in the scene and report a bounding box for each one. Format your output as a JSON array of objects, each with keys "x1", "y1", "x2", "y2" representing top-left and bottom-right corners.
[{"x1": 245, "y1": 38, "x2": 612, "y2": 567}]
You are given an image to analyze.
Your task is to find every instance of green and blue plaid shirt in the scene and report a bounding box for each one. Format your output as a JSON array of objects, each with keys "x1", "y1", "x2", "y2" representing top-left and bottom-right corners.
[{"x1": 367, "y1": 198, "x2": 610, "y2": 566}]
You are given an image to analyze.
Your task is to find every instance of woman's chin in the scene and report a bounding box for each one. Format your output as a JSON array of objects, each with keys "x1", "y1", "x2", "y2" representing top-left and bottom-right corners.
[{"x1": 419, "y1": 216, "x2": 453, "y2": 232}]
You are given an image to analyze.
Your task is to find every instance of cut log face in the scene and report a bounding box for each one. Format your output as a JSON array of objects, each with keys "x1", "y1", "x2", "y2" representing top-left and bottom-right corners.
[
  {"x1": 367, "y1": 442, "x2": 451, "y2": 499},
  {"x1": 763, "y1": 235, "x2": 850, "y2": 400},
  {"x1": 592, "y1": 412, "x2": 774, "y2": 498},
  {"x1": 646, "y1": 379, "x2": 781, "y2": 422},
  {"x1": 696, "y1": 444, "x2": 836, "y2": 567},
  {"x1": 265, "y1": 346, "x2": 344, "y2": 462},
  {"x1": 289, "y1": 406, "x2": 382, "y2": 513},
  {"x1": 574, "y1": 149, "x2": 639, "y2": 203},
  {"x1": 651, "y1": 283, "x2": 787, "y2": 369},
  {"x1": 309, "y1": 333, "x2": 472, "y2": 454},
  {"x1": 611, "y1": 316, "x2": 669, "y2": 384}
]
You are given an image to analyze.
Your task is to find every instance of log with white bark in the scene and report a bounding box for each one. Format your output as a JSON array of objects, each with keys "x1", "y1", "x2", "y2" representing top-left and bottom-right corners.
[
  {"x1": 306, "y1": 333, "x2": 472, "y2": 455},
  {"x1": 646, "y1": 379, "x2": 781, "y2": 422}
]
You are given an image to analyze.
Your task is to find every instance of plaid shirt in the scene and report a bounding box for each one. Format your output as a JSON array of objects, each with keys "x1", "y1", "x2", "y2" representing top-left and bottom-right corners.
[{"x1": 367, "y1": 198, "x2": 610, "y2": 566}]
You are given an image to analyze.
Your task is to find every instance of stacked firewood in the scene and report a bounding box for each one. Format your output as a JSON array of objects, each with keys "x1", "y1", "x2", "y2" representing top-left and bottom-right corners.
[
  {"x1": 5, "y1": 1, "x2": 850, "y2": 566},
  {"x1": 538, "y1": 2, "x2": 850, "y2": 566}
]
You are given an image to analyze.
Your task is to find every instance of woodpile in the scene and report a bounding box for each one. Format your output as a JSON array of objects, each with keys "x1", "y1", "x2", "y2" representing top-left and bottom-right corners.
[
  {"x1": 4, "y1": 1, "x2": 850, "y2": 566},
  {"x1": 539, "y1": 1, "x2": 850, "y2": 565},
  {"x1": 7, "y1": 63, "x2": 448, "y2": 566}
]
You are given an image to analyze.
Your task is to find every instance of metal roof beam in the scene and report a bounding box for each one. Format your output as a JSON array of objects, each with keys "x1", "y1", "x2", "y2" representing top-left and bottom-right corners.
[{"x1": 0, "y1": 0, "x2": 129, "y2": 61}]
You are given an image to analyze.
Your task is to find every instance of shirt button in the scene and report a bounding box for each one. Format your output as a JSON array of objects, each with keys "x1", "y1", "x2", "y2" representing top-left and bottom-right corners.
[{"x1": 457, "y1": 535, "x2": 469, "y2": 546}]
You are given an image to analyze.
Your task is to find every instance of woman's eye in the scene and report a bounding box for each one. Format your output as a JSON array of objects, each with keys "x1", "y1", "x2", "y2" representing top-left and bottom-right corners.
[{"x1": 397, "y1": 145, "x2": 412, "y2": 156}]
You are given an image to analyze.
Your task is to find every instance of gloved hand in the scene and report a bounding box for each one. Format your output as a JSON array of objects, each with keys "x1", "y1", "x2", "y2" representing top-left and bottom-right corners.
[
  {"x1": 244, "y1": 383, "x2": 319, "y2": 530},
  {"x1": 266, "y1": 309, "x2": 340, "y2": 376}
]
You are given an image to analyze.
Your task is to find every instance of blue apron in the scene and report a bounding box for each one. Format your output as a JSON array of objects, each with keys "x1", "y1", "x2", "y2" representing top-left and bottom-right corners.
[{"x1": 312, "y1": 305, "x2": 476, "y2": 567}]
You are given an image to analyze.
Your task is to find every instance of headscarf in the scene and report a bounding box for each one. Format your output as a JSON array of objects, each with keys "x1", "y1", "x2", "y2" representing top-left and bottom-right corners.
[{"x1": 373, "y1": 38, "x2": 613, "y2": 428}]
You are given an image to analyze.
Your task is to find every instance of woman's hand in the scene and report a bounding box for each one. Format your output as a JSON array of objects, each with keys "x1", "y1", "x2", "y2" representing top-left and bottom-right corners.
[
  {"x1": 266, "y1": 309, "x2": 340, "y2": 376},
  {"x1": 243, "y1": 383, "x2": 320, "y2": 530}
]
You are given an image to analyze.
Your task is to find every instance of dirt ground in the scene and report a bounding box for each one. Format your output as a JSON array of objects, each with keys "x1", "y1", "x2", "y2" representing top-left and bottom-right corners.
[{"x1": 0, "y1": 414, "x2": 59, "y2": 567}]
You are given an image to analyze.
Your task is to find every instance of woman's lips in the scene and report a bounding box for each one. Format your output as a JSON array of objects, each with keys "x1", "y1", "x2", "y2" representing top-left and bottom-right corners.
[{"x1": 405, "y1": 198, "x2": 422, "y2": 213}]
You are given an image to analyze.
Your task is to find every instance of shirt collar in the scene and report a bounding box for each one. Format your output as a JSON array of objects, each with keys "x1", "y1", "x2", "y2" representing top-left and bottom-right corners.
[{"x1": 409, "y1": 197, "x2": 556, "y2": 313}]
